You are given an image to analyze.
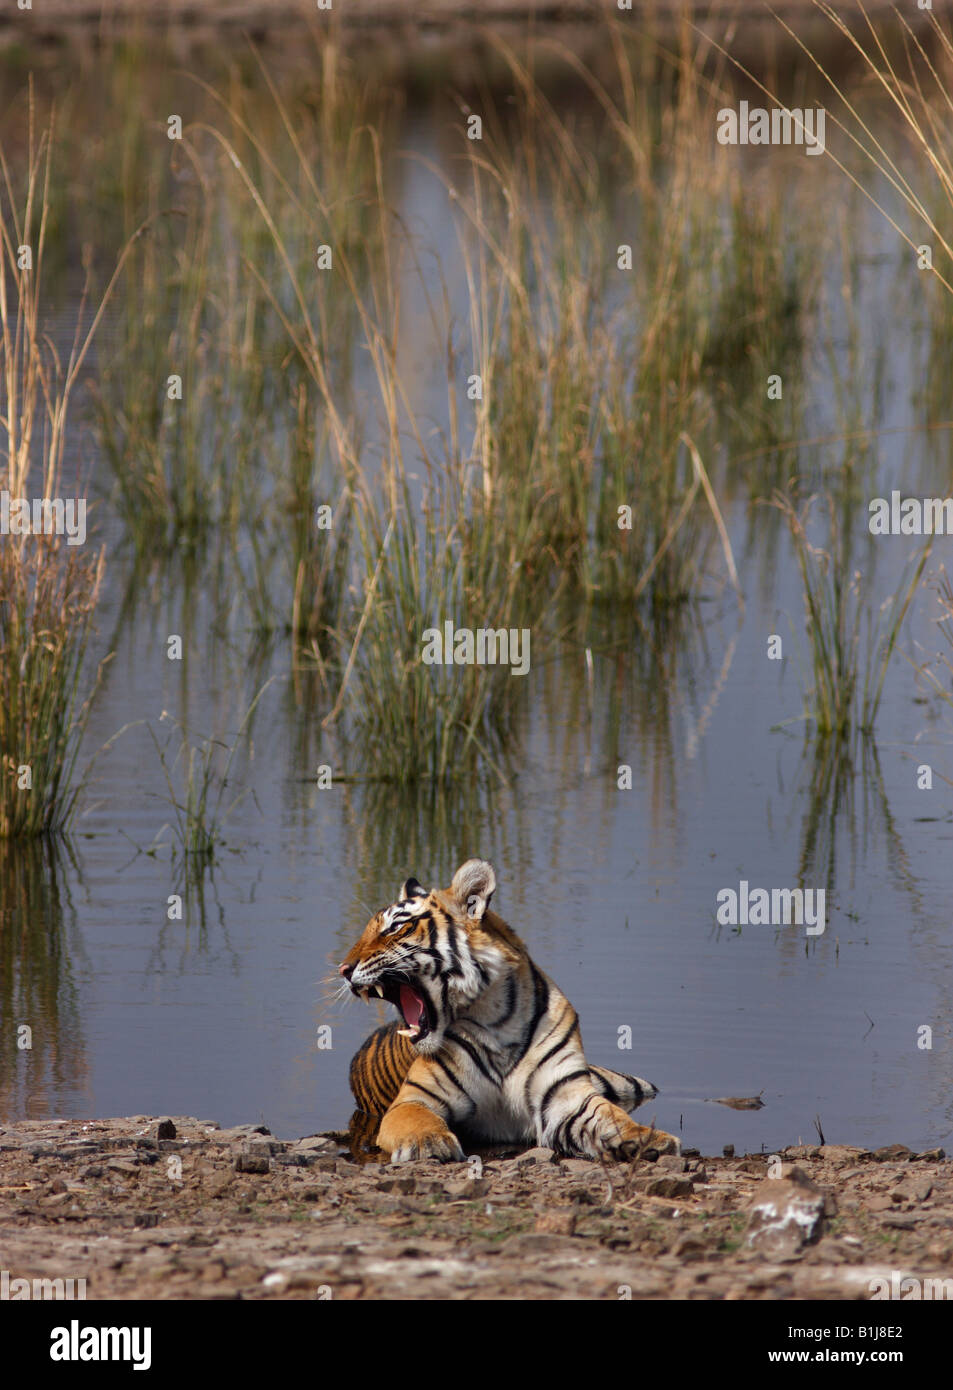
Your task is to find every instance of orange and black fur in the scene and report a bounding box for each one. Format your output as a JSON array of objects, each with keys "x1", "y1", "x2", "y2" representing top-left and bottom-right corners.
[{"x1": 339, "y1": 859, "x2": 680, "y2": 1163}]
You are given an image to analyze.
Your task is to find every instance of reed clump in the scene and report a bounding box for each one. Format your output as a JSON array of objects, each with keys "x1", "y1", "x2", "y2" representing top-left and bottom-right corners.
[
  {"x1": 0, "y1": 108, "x2": 112, "y2": 837},
  {"x1": 772, "y1": 490, "x2": 929, "y2": 737}
]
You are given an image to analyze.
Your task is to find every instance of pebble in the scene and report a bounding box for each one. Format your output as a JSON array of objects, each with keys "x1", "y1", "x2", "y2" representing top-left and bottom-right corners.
[
  {"x1": 891, "y1": 1177, "x2": 933, "y2": 1203},
  {"x1": 292, "y1": 1135, "x2": 337, "y2": 1154},
  {"x1": 818, "y1": 1145, "x2": 871, "y2": 1166},
  {"x1": 639, "y1": 1175, "x2": 694, "y2": 1199},
  {"x1": 534, "y1": 1207, "x2": 576, "y2": 1236},
  {"x1": 560, "y1": 1159, "x2": 599, "y2": 1176},
  {"x1": 872, "y1": 1143, "x2": 914, "y2": 1163},
  {"x1": 233, "y1": 1153, "x2": 270, "y2": 1175},
  {"x1": 516, "y1": 1147, "x2": 556, "y2": 1167},
  {"x1": 655, "y1": 1155, "x2": 688, "y2": 1173},
  {"x1": 746, "y1": 1167, "x2": 828, "y2": 1258}
]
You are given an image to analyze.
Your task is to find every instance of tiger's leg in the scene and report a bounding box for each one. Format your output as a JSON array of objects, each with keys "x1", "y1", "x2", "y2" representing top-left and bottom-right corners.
[
  {"x1": 377, "y1": 1102, "x2": 465, "y2": 1164},
  {"x1": 376, "y1": 1058, "x2": 468, "y2": 1164},
  {"x1": 540, "y1": 1072, "x2": 680, "y2": 1159},
  {"x1": 588, "y1": 1063, "x2": 658, "y2": 1111}
]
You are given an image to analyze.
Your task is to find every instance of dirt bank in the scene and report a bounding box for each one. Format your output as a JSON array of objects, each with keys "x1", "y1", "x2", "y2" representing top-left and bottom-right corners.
[{"x1": 1, "y1": 1115, "x2": 951, "y2": 1300}]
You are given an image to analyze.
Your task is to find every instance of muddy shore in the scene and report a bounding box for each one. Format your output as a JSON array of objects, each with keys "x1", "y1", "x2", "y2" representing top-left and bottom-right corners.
[{"x1": 1, "y1": 1115, "x2": 951, "y2": 1300}]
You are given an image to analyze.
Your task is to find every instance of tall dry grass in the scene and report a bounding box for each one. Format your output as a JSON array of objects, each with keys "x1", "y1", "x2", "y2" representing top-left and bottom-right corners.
[{"x1": 0, "y1": 101, "x2": 128, "y2": 835}]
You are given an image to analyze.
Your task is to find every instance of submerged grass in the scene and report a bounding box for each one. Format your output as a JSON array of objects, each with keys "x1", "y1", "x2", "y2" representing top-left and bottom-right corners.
[
  {"x1": 0, "y1": 101, "x2": 127, "y2": 837},
  {"x1": 192, "y1": 25, "x2": 805, "y2": 778},
  {"x1": 772, "y1": 491, "x2": 930, "y2": 736},
  {"x1": 147, "y1": 677, "x2": 275, "y2": 862},
  {"x1": 3, "y1": 18, "x2": 880, "y2": 791}
]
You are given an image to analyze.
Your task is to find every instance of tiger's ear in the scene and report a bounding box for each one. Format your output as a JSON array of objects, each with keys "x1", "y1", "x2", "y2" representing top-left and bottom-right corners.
[
  {"x1": 399, "y1": 876, "x2": 427, "y2": 902},
  {"x1": 451, "y1": 859, "x2": 496, "y2": 921}
]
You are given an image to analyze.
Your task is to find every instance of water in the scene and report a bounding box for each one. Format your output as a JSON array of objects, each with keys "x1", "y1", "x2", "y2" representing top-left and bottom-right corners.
[{"x1": 2, "y1": 38, "x2": 952, "y2": 1159}]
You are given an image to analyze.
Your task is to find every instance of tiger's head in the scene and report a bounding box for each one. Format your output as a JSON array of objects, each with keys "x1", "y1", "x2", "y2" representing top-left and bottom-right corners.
[{"x1": 339, "y1": 859, "x2": 515, "y2": 1054}]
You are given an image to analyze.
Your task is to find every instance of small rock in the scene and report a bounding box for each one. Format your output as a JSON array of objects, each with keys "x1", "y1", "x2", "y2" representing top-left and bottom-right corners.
[
  {"x1": 156, "y1": 1119, "x2": 177, "y2": 1141},
  {"x1": 443, "y1": 1177, "x2": 492, "y2": 1199},
  {"x1": 377, "y1": 1176, "x2": 417, "y2": 1194},
  {"x1": 867, "y1": 1194, "x2": 893, "y2": 1212},
  {"x1": 233, "y1": 1153, "x2": 270, "y2": 1175},
  {"x1": 784, "y1": 1145, "x2": 821, "y2": 1161},
  {"x1": 872, "y1": 1143, "x2": 914, "y2": 1163},
  {"x1": 891, "y1": 1177, "x2": 933, "y2": 1203},
  {"x1": 293, "y1": 1135, "x2": 336, "y2": 1154},
  {"x1": 881, "y1": 1214, "x2": 918, "y2": 1230},
  {"x1": 220, "y1": 1124, "x2": 272, "y2": 1143},
  {"x1": 245, "y1": 1139, "x2": 274, "y2": 1159},
  {"x1": 746, "y1": 1168, "x2": 827, "y2": 1258},
  {"x1": 672, "y1": 1233, "x2": 708, "y2": 1260},
  {"x1": 534, "y1": 1207, "x2": 576, "y2": 1236},
  {"x1": 560, "y1": 1159, "x2": 597, "y2": 1176},
  {"x1": 640, "y1": 1176, "x2": 694, "y2": 1199},
  {"x1": 918, "y1": 1148, "x2": 947, "y2": 1162},
  {"x1": 818, "y1": 1145, "x2": 871, "y2": 1166},
  {"x1": 516, "y1": 1147, "x2": 556, "y2": 1167},
  {"x1": 107, "y1": 1160, "x2": 140, "y2": 1177},
  {"x1": 723, "y1": 1144, "x2": 735, "y2": 1158},
  {"x1": 773, "y1": 1163, "x2": 812, "y2": 1184},
  {"x1": 655, "y1": 1155, "x2": 688, "y2": 1173}
]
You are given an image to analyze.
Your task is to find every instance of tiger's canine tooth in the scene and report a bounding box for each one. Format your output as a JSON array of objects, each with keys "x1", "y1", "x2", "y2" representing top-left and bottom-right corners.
[{"x1": 374, "y1": 984, "x2": 384, "y2": 998}]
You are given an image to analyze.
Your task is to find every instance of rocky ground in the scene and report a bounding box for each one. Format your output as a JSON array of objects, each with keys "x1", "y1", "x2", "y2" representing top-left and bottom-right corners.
[{"x1": 1, "y1": 1115, "x2": 951, "y2": 1300}]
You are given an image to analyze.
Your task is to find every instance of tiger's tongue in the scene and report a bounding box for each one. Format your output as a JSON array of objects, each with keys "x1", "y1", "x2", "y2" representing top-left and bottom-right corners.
[{"x1": 399, "y1": 985, "x2": 425, "y2": 1028}]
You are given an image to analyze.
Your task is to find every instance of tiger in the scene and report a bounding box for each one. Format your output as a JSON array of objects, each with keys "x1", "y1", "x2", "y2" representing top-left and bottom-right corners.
[{"x1": 338, "y1": 858, "x2": 681, "y2": 1164}]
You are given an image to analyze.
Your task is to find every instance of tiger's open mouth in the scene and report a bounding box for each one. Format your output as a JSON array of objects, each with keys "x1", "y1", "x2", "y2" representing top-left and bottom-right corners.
[{"x1": 354, "y1": 974, "x2": 434, "y2": 1042}]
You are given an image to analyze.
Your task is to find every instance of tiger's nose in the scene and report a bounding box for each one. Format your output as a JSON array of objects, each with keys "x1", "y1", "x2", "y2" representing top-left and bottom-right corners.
[{"x1": 339, "y1": 962, "x2": 353, "y2": 979}]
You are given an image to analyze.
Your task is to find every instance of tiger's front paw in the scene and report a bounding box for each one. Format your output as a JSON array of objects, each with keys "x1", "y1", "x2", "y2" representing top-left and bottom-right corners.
[
  {"x1": 390, "y1": 1130, "x2": 465, "y2": 1165},
  {"x1": 587, "y1": 1102, "x2": 681, "y2": 1162},
  {"x1": 378, "y1": 1101, "x2": 465, "y2": 1165},
  {"x1": 610, "y1": 1121, "x2": 681, "y2": 1161}
]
